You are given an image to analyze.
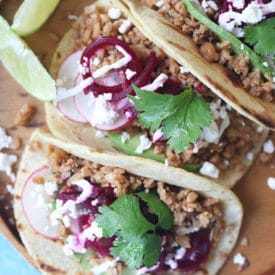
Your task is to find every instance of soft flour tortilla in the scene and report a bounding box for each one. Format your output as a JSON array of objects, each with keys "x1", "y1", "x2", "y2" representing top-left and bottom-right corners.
[
  {"x1": 45, "y1": 0, "x2": 268, "y2": 188},
  {"x1": 118, "y1": 0, "x2": 275, "y2": 130},
  {"x1": 14, "y1": 129, "x2": 243, "y2": 275}
]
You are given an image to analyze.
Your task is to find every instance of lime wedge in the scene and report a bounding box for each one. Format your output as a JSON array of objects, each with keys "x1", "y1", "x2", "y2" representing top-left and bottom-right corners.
[
  {"x1": 11, "y1": 0, "x2": 60, "y2": 36},
  {"x1": 0, "y1": 16, "x2": 56, "y2": 101}
]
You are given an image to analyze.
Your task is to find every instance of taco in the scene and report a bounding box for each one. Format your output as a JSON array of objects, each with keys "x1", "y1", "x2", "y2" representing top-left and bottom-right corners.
[
  {"x1": 118, "y1": 0, "x2": 275, "y2": 129},
  {"x1": 14, "y1": 129, "x2": 242, "y2": 274},
  {"x1": 45, "y1": 0, "x2": 268, "y2": 188}
]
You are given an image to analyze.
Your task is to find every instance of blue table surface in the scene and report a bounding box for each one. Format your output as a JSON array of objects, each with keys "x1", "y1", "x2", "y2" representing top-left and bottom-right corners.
[{"x1": 0, "y1": 233, "x2": 40, "y2": 275}]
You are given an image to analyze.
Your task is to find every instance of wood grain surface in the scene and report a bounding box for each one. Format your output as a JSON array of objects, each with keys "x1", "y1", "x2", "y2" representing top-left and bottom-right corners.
[{"x1": 0, "y1": 1, "x2": 275, "y2": 274}]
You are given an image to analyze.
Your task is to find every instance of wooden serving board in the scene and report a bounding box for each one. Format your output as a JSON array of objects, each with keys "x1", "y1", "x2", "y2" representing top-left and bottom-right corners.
[{"x1": 0, "y1": 1, "x2": 275, "y2": 274}]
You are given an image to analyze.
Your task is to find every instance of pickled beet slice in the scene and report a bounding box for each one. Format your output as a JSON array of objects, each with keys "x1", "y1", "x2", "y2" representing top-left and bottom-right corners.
[
  {"x1": 178, "y1": 229, "x2": 211, "y2": 271},
  {"x1": 86, "y1": 237, "x2": 116, "y2": 257}
]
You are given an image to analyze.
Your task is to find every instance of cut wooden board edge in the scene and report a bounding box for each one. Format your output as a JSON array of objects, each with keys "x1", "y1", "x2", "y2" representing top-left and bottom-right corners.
[{"x1": 0, "y1": 215, "x2": 36, "y2": 268}]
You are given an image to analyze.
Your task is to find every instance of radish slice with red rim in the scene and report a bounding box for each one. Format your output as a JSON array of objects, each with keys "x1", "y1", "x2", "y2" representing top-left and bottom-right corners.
[
  {"x1": 74, "y1": 92, "x2": 135, "y2": 131},
  {"x1": 56, "y1": 51, "x2": 88, "y2": 124},
  {"x1": 21, "y1": 166, "x2": 60, "y2": 240}
]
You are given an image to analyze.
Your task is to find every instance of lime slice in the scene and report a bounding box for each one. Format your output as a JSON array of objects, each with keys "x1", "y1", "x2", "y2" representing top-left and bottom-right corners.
[
  {"x1": 11, "y1": 0, "x2": 60, "y2": 36},
  {"x1": 0, "y1": 16, "x2": 56, "y2": 101}
]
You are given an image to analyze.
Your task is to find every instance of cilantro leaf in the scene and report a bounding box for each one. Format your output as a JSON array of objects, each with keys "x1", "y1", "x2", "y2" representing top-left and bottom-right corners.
[
  {"x1": 111, "y1": 238, "x2": 144, "y2": 269},
  {"x1": 244, "y1": 18, "x2": 275, "y2": 55},
  {"x1": 111, "y1": 234, "x2": 162, "y2": 269},
  {"x1": 142, "y1": 233, "x2": 162, "y2": 267},
  {"x1": 129, "y1": 88, "x2": 177, "y2": 131},
  {"x1": 96, "y1": 194, "x2": 155, "y2": 241},
  {"x1": 130, "y1": 86, "x2": 212, "y2": 153},
  {"x1": 137, "y1": 192, "x2": 174, "y2": 230}
]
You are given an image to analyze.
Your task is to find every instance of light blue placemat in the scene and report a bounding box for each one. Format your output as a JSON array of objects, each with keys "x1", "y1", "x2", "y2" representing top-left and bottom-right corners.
[{"x1": 0, "y1": 233, "x2": 40, "y2": 275}]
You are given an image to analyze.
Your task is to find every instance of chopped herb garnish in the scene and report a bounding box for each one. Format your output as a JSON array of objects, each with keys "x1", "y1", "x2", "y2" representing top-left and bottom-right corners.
[
  {"x1": 182, "y1": 0, "x2": 272, "y2": 76},
  {"x1": 95, "y1": 193, "x2": 174, "y2": 269},
  {"x1": 244, "y1": 18, "x2": 275, "y2": 56},
  {"x1": 129, "y1": 86, "x2": 212, "y2": 153}
]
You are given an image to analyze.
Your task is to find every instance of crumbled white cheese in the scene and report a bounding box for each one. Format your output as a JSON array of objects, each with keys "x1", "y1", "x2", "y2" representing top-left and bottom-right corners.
[
  {"x1": 64, "y1": 235, "x2": 86, "y2": 254},
  {"x1": 201, "y1": 100, "x2": 230, "y2": 144},
  {"x1": 92, "y1": 46, "x2": 132, "y2": 78},
  {"x1": 50, "y1": 200, "x2": 77, "y2": 226},
  {"x1": 155, "y1": 0, "x2": 164, "y2": 8},
  {"x1": 246, "y1": 151, "x2": 254, "y2": 161},
  {"x1": 267, "y1": 177, "x2": 275, "y2": 190},
  {"x1": 233, "y1": 252, "x2": 247, "y2": 267},
  {"x1": 232, "y1": 0, "x2": 245, "y2": 9},
  {"x1": 164, "y1": 256, "x2": 178, "y2": 269},
  {"x1": 92, "y1": 57, "x2": 101, "y2": 66},
  {"x1": 218, "y1": 1, "x2": 266, "y2": 37},
  {"x1": 91, "y1": 258, "x2": 119, "y2": 275},
  {"x1": 108, "y1": 7, "x2": 121, "y2": 20},
  {"x1": 135, "y1": 135, "x2": 152, "y2": 154},
  {"x1": 263, "y1": 61, "x2": 269, "y2": 67},
  {"x1": 92, "y1": 94, "x2": 120, "y2": 127},
  {"x1": 152, "y1": 128, "x2": 163, "y2": 143},
  {"x1": 199, "y1": 161, "x2": 220, "y2": 179},
  {"x1": 164, "y1": 159, "x2": 169, "y2": 167},
  {"x1": 0, "y1": 127, "x2": 12, "y2": 150},
  {"x1": 224, "y1": 159, "x2": 229, "y2": 166},
  {"x1": 62, "y1": 215, "x2": 71, "y2": 228},
  {"x1": 6, "y1": 184, "x2": 15, "y2": 195},
  {"x1": 73, "y1": 179, "x2": 93, "y2": 203},
  {"x1": 201, "y1": 0, "x2": 218, "y2": 12},
  {"x1": 95, "y1": 130, "x2": 106, "y2": 138},
  {"x1": 121, "y1": 131, "x2": 130, "y2": 143},
  {"x1": 242, "y1": 2, "x2": 264, "y2": 24},
  {"x1": 263, "y1": 139, "x2": 274, "y2": 154},
  {"x1": 118, "y1": 19, "x2": 132, "y2": 34},
  {"x1": 179, "y1": 65, "x2": 190, "y2": 74},
  {"x1": 141, "y1": 73, "x2": 168, "y2": 91},
  {"x1": 175, "y1": 247, "x2": 186, "y2": 260},
  {"x1": 125, "y1": 68, "x2": 137, "y2": 80},
  {"x1": 256, "y1": 126, "x2": 263, "y2": 133},
  {"x1": 44, "y1": 181, "x2": 58, "y2": 196},
  {"x1": 201, "y1": 121, "x2": 220, "y2": 143},
  {"x1": 0, "y1": 153, "x2": 17, "y2": 182},
  {"x1": 91, "y1": 199, "x2": 99, "y2": 206},
  {"x1": 67, "y1": 14, "x2": 78, "y2": 20},
  {"x1": 80, "y1": 222, "x2": 103, "y2": 241},
  {"x1": 63, "y1": 243, "x2": 74, "y2": 256}
]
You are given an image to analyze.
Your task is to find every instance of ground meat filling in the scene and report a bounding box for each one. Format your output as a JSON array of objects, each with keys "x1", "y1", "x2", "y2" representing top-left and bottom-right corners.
[
  {"x1": 47, "y1": 145, "x2": 224, "y2": 272},
  {"x1": 68, "y1": 5, "x2": 265, "y2": 175},
  {"x1": 141, "y1": 0, "x2": 274, "y2": 102}
]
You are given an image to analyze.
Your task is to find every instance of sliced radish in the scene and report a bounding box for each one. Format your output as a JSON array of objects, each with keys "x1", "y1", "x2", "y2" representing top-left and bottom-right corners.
[
  {"x1": 56, "y1": 51, "x2": 88, "y2": 124},
  {"x1": 21, "y1": 166, "x2": 59, "y2": 240},
  {"x1": 74, "y1": 92, "x2": 134, "y2": 131}
]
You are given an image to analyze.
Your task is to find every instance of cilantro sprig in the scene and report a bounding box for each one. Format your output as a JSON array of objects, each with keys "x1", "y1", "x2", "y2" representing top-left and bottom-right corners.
[
  {"x1": 129, "y1": 86, "x2": 212, "y2": 153},
  {"x1": 244, "y1": 18, "x2": 275, "y2": 55},
  {"x1": 95, "y1": 192, "x2": 174, "y2": 269}
]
